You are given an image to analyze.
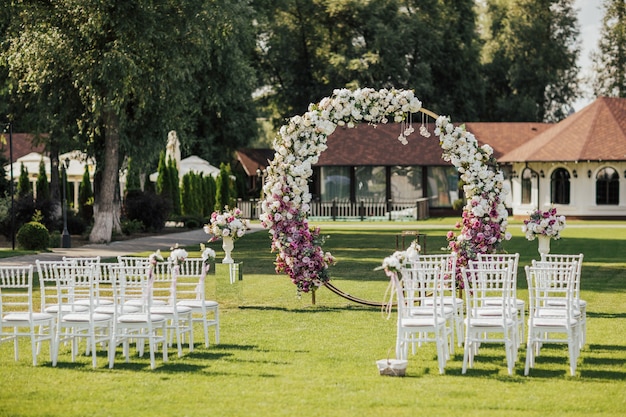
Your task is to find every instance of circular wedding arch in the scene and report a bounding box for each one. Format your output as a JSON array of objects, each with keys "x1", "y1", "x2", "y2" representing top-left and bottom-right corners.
[{"x1": 260, "y1": 88, "x2": 510, "y2": 300}]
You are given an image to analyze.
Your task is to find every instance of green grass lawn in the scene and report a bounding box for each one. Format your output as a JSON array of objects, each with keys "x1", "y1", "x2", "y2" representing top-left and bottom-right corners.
[{"x1": 1, "y1": 220, "x2": 625, "y2": 417}]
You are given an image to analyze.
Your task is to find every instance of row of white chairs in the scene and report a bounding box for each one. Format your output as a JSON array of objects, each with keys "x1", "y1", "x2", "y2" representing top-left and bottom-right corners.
[
  {"x1": 0, "y1": 256, "x2": 219, "y2": 369},
  {"x1": 393, "y1": 252, "x2": 585, "y2": 376}
]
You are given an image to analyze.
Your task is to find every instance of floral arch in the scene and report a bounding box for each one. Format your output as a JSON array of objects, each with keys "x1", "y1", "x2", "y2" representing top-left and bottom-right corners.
[{"x1": 260, "y1": 88, "x2": 510, "y2": 294}]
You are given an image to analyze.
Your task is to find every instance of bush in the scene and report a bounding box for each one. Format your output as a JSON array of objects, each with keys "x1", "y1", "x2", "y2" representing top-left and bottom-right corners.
[
  {"x1": 16, "y1": 221, "x2": 50, "y2": 250},
  {"x1": 49, "y1": 231, "x2": 61, "y2": 248},
  {"x1": 121, "y1": 219, "x2": 144, "y2": 235},
  {"x1": 123, "y1": 190, "x2": 171, "y2": 232}
]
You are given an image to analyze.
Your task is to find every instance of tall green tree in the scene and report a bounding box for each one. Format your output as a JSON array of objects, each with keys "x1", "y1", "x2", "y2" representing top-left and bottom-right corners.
[
  {"x1": 203, "y1": 175, "x2": 217, "y2": 217},
  {"x1": 17, "y1": 163, "x2": 31, "y2": 198},
  {"x1": 591, "y1": 0, "x2": 626, "y2": 97},
  {"x1": 35, "y1": 159, "x2": 50, "y2": 201},
  {"x1": 78, "y1": 165, "x2": 94, "y2": 223},
  {"x1": 480, "y1": 0, "x2": 580, "y2": 122},
  {"x1": 168, "y1": 157, "x2": 181, "y2": 216},
  {"x1": 124, "y1": 157, "x2": 141, "y2": 194},
  {"x1": 252, "y1": 0, "x2": 485, "y2": 124},
  {"x1": 3, "y1": 0, "x2": 258, "y2": 243},
  {"x1": 215, "y1": 163, "x2": 234, "y2": 212}
]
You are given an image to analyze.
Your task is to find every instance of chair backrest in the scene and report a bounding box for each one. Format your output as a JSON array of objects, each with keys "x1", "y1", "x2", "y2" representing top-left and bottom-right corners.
[
  {"x1": 56, "y1": 263, "x2": 99, "y2": 316},
  {"x1": 399, "y1": 262, "x2": 445, "y2": 318},
  {"x1": 462, "y1": 261, "x2": 514, "y2": 318},
  {"x1": 472, "y1": 255, "x2": 519, "y2": 295},
  {"x1": 118, "y1": 256, "x2": 151, "y2": 268},
  {"x1": 108, "y1": 264, "x2": 153, "y2": 312},
  {"x1": 148, "y1": 261, "x2": 177, "y2": 305},
  {"x1": 175, "y1": 258, "x2": 211, "y2": 301},
  {"x1": 538, "y1": 253, "x2": 583, "y2": 295},
  {"x1": 36, "y1": 260, "x2": 73, "y2": 312},
  {"x1": 0, "y1": 265, "x2": 36, "y2": 319},
  {"x1": 63, "y1": 256, "x2": 101, "y2": 266},
  {"x1": 525, "y1": 263, "x2": 577, "y2": 320},
  {"x1": 412, "y1": 253, "x2": 457, "y2": 291},
  {"x1": 477, "y1": 253, "x2": 519, "y2": 281}
]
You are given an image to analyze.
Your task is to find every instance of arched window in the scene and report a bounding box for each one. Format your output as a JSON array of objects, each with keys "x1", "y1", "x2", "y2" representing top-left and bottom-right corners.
[
  {"x1": 596, "y1": 167, "x2": 619, "y2": 205},
  {"x1": 550, "y1": 168, "x2": 570, "y2": 205},
  {"x1": 521, "y1": 168, "x2": 533, "y2": 204}
]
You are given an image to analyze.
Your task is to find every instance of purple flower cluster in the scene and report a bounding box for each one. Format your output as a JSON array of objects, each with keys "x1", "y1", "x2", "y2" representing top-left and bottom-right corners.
[
  {"x1": 262, "y1": 181, "x2": 335, "y2": 293},
  {"x1": 447, "y1": 194, "x2": 507, "y2": 289}
]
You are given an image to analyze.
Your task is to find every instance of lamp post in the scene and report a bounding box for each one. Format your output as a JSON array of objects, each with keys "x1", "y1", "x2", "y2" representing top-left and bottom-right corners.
[
  {"x1": 256, "y1": 168, "x2": 266, "y2": 200},
  {"x1": 2, "y1": 122, "x2": 15, "y2": 250},
  {"x1": 61, "y1": 157, "x2": 71, "y2": 248}
]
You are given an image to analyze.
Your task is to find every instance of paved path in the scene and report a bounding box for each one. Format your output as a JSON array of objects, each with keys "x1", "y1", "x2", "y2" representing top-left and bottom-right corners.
[{"x1": 0, "y1": 225, "x2": 265, "y2": 266}]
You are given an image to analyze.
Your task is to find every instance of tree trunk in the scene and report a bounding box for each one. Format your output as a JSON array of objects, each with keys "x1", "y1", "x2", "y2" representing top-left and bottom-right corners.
[{"x1": 89, "y1": 110, "x2": 121, "y2": 243}]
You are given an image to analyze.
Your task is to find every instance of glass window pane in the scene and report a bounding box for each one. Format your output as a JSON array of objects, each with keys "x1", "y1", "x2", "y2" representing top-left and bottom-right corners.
[
  {"x1": 521, "y1": 168, "x2": 533, "y2": 204},
  {"x1": 391, "y1": 166, "x2": 423, "y2": 202},
  {"x1": 596, "y1": 167, "x2": 619, "y2": 205},
  {"x1": 550, "y1": 168, "x2": 570, "y2": 205},
  {"x1": 355, "y1": 166, "x2": 386, "y2": 202},
  {"x1": 320, "y1": 166, "x2": 350, "y2": 202},
  {"x1": 427, "y1": 166, "x2": 458, "y2": 207}
]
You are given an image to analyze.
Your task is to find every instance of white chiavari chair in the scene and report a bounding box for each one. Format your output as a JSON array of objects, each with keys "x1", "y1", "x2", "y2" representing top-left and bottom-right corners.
[
  {"x1": 524, "y1": 263, "x2": 581, "y2": 376},
  {"x1": 476, "y1": 253, "x2": 524, "y2": 346},
  {"x1": 414, "y1": 253, "x2": 462, "y2": 351},
  {"x1": 175, "y1": 258, "x2": 219, "y2": 347},
  {"x1": 53, "y1": 263, "x2": 113, "y2": 368},
  {"x1": 538, "y1": 253, "x2": 586, "y2": 348},
  {"x1": 0, "y1": 265, "x2": 57, "y2": 366},
  {"x1": 108, "y1": 264, "x2": 168, "y2": 370},
  {"x1": 461, "y1": 261, "x2": 518, "y2": 375},
  {"x1": 394, "y1": 264, "x2": 449, "y2": 374}
]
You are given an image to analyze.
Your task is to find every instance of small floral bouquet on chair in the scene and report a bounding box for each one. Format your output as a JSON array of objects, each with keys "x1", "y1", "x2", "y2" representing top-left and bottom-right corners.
[
  {"x1": 200, "y1": 243, "x2": 216, "y2": 265},
  {"x1": 522, "y1": 207, "x2": 567, "y2": 240},
  {"x1": 149, "y1": 250, "x2": 165, "y2": 265},
  {"x1": 204, "y1": 206, "x2": 250, "y2": 242},
  {"x1": 169, "y1": 243, "x2": 189, "y2": 266}
]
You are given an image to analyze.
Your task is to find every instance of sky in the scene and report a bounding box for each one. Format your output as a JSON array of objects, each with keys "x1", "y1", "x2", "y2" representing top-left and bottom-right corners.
[{"x1": 574, "y1": 0, "x2": 604, "y2": 111}]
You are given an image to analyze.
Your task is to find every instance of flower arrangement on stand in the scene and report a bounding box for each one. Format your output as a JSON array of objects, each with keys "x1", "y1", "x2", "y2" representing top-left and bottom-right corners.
[
  {"x1": 522, "y1": 207, "x2": 567, "y2": 240},
  {"x1": 204, "y1": 207, "x2": 249, "y2": 242},
  {"x1": 204, "y1": 207, "x2": 249, "y2": 264},
  {"x1": 522, "y1": 207, "x2": 566, "y2": 255}
]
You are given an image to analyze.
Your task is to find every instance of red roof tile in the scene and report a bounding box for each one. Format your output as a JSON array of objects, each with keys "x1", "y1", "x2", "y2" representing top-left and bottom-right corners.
[
  {"x1": 499, "y1": 97, "x2": 626, "y2": 162},
  {"x1": 318, "y1": 121, "x2": 549, "y2": 166},
  {"x1": 0, "y1": 133, "x2": 46, "y2": 163},
  {"x1": 235, "y1": 148, "x2": 275, "y2": 176}
]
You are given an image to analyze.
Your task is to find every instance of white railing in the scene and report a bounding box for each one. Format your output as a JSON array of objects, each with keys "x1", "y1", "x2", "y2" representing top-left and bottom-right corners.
[{"x1": 236, "y1": 198, "x2": 430, "y2": 221}]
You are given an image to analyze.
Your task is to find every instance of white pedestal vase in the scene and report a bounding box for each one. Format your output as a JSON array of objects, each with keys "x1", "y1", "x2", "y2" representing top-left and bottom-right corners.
[
  {"x1": 537, "y1": 235, "x2": 551, "y2": 255},
  {"x1": 222, "y1": 236, "x2": 235, "y2": 264}
]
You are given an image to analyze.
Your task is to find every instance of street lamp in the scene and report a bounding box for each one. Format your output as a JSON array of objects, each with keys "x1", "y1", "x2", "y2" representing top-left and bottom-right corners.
[
  {"x1": 256, "y1": 168, "x2": 267, "y2": 200},
  {"x1": 61, "y1": 157, "x2": 71, "y2": 248},
  {"x1": 2, "y1": 122, "x2": 15, "y2": 250}
]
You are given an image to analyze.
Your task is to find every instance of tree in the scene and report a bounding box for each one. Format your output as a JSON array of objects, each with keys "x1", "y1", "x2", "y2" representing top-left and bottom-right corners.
[
  {"x1": 17, "y1": 163, "x2": 31, "y2": 198},
  {"x1": 124, "y1": 157, "x2": 141, "y2": 194},
  {"x1": 480, "y1": 0, "x2": 581, "y2": 122},
  {"x1": 591, "y1": 0, "x2": 626, "y2": 97},
  {"x1": 215, "y1": 163, "x2": 234, "y2": 212},
  {"x1": 78, "y1": 165, "x2": 93, "y2": 223},
  {"x1": 203, "y1": 175, "x2": 217, "y2": 217},
  {"x1": 251, "y1": 0, "x2": 485, "y2": 124},
  {"x1": 36, "y1": 159, "x2": 50, "y2": 201},
  {"x1": 3, "y1": 0, "x2": 258, "y2": 243}
]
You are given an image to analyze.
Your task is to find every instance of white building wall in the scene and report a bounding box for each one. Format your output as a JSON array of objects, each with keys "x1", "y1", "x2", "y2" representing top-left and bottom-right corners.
[{"x1": 509, "y1": 162, "x2": 626, "y2": 218}]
